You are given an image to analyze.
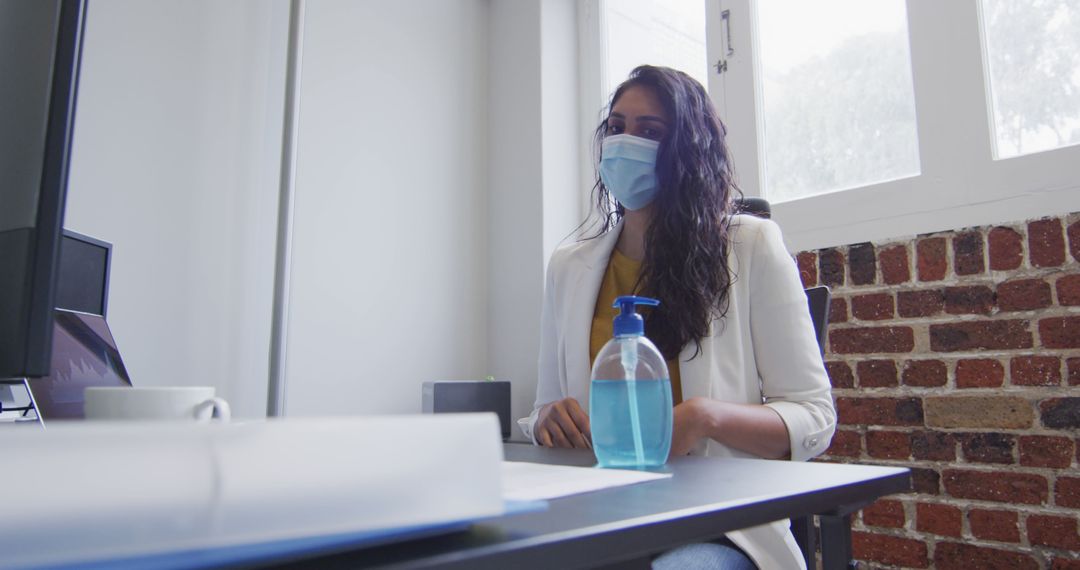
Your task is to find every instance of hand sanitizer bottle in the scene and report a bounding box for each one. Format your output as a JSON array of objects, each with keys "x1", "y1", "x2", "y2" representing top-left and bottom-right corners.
[{"x1": 590, "y1": 295, "x2": 673, "y2": 468}]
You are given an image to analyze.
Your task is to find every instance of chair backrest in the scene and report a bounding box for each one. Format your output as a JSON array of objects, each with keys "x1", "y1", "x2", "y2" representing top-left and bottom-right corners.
[
  {"x1": 805, "y1": 286, "x2": 831, "y2": 355},
  {"x1": 734, "y1": 197, "x2": 829, "y2": 354},
  {"x1": 734, "y1": 196, "x2": 771, "y2": 219}
]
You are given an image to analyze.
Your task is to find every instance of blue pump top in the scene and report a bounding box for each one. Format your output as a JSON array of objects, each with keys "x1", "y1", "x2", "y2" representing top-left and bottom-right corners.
[{"x1": 612, "y1": 295, "x2": 660, "y2": 337}]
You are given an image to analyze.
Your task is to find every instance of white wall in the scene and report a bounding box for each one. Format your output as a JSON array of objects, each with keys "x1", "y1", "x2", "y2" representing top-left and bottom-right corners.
[
  {"x1": 63, "y1": 0, "x2": 583, "y2": 424},
  {"x1": 487, "y1": 0, "x2": 544, "y2": 432},
  {"x1": 540, "y1": 0, "x2": 584, "y2": 261},
  {"x1": 281, "y1": 0, "x2": 490, "y2": 415},
  {"x1": 65, "y1": 0, "x2": 287, "y2": 418},
  {"x1": 487, "y1": 0, "x2": 583, "y2": 434}
]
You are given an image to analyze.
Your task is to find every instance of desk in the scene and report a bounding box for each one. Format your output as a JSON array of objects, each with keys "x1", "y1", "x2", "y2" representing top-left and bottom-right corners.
[{"x1": 270, "y1": 443, "x2": 908, "y2": 569}]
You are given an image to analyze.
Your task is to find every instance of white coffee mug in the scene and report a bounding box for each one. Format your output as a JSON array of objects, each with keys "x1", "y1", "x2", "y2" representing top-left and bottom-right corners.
[{"x1": 84, "y1": 386, "x2": 231, "y2": 422}]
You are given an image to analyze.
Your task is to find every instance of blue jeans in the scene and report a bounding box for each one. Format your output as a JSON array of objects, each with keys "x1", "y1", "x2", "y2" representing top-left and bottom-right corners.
[{"x1": 652, "y1": 540, "x2": 757, "y2": 570}]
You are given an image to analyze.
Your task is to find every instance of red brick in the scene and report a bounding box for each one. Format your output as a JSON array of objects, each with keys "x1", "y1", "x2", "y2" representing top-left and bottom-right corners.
[
  {"x1": 897, "y1": 289, "x2": 944, "y2": 318},
  {"x1": 1051, "y1": 558, "x2": 1080, "y2": 570},
  {"x1": 916, "y1": 502, "x2": 961, "y2": 537},
  {"x1": 930, "y1": 320, "x2": 1033, "y2": 352},
  {"x1": 934, "y1": 542, "x2": 1037, "y2": 570},
  {"x1": 1057, "y1": 477, "x2": 1080, "y2": 509},
  {"x1": 943, "y1": 469, "x2": 1047, "y2": 504},
  {"x1": 796, "y1": 251, "x2": 817, "y2": 288},
  {"x1": 959, "y1": 432, "x2": 1015, "y2": 464},
  {"x1": 956, "y1": 359, "x2": 1005, "y2": 388},
  {"x1": 857, "y1": 359, "x2": 898, "y2": 388},
  {"x1": 1011, "y1": 356, "x2": 1061, "y2": 386},
  {"x1": 1059, "y1": 274, "x2": 1080, "y2": 306},
  {"x1": 953, "y1": 231, "x2": 985, "y2": 275},
  {"x1": 1042, "y1": 398, "x2": 1080, "y2": 429},
  {"x1": 911, "y1": 467, "x2": 940, "y2": 495},
  {"x1": 944, "y1": 285, "x2": 994, "y2": 315},
  {"x1": 825, "y1": 361, "x2": 854, "y2": 389},
  {"x1": 1029, "y1": 218, "x2": 1067, "y2": 267},
  {"x1": 866, "y1": 430, "x2": 911, "y2": 460},
  {"x1": 851, "y1": 293, "x2": 893, "y2": 321},
  {"x1": 902, "y1": 359, "x2": 947, "y2": 387},
  {"x1": 911, "y1": 431, "x2": 956, "y2": 461},
  {"x1": 879, "y1": 244, "x2": 910, "y2": 285},
  {"x1": 1020, "y1": 435, "x2": 1075, "y2": 468},
  {"x1": 1070, "y1": 220, "x2": 1080, "y2": 262},
  {"x1": 836, "y1": 397, "x2": 924, "y2": 426},
  {"x1": 819, "y1": 248, "x2": 844, "y2": 287},
  {"x1": 1028, "y1": 514, "x2": 1080, "y2": 550},
  {"x1": 852, "y1": 531, "x2": 928, "y2": 568},
  {"x1": 969, "y1": 509, "x2": 1019, "y2": 542},
  {"x1": 1041, "y1": 316, "x2": 1080, "y2": 348},
  {"x1": 848, "y1": 242, "x2": 876, "y2": 285},
  {"x1": 997, "y1": 278, "x2": 1052, "y2": 311},
  {"x1": 989, "y1": 226, "x2": 1024, "y2": 271},
  {"x1": 831, "y1": 326, "x2": 915, "y2": 354},
  {"x1": 825, "y1": 429, "x2": 861, "y2": 457},
  {"x1": 829, "y1": 297, "x2": 848, "y2": 324},
  {"x1": 917, "y1": 237, "x2": 948, "y2": 281},
  {"x1": 861, "y1": 498, "x2": 905, "y2": 528},
  {"x1": 1069, "y1": 358, "x2": 1080, "y2": 386}
]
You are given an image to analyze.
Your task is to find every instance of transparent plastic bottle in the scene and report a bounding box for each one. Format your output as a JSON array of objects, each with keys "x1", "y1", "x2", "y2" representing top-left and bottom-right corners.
[{"x1": 589, "y1": 296, "x2": 673, "y2": 468}]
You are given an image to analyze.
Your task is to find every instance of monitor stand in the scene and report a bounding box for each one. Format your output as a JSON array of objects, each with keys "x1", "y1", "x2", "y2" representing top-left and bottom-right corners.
[{"x1": 0, "y1": 378, "x2": 44, "y2": 426}]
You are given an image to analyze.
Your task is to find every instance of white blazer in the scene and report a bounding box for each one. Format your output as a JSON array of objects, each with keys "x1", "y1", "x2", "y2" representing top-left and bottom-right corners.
[{"x1": 519, "y1": 214, "x2": 836, "y2": 570}]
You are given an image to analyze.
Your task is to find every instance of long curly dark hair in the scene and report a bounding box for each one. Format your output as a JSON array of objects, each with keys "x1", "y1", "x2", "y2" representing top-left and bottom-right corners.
[{"x1": 589, "y1": 65, "x2": 741, "y2": 360}]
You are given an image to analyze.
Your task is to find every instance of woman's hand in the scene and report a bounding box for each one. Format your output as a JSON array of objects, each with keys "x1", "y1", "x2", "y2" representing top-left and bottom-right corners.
[
  {"x1": 535, "y1": 398, "x2": 592, "y2": 449},
  {"x1": 670, "y1": 398, "x2": 705, "y2": 457}
]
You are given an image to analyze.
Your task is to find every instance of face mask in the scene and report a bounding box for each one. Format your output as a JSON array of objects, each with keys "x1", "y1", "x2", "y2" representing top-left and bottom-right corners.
[{"x1": 599, "y1": 134, "x2": 660, "y2": 211}]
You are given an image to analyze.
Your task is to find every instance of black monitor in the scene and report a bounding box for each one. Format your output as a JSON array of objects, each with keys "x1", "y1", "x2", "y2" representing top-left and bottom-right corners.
[
  {"x1": 56, "y1": 230, "x2": 112, "y2": 317},
  {"x1": 0, "y1": 0, "x2": 88, "y2": 379}
]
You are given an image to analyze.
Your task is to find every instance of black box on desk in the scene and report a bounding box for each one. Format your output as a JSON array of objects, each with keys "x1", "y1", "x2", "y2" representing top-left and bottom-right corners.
[{"x1": 422, "y1": 381, "x2": 511, "y2": 440}]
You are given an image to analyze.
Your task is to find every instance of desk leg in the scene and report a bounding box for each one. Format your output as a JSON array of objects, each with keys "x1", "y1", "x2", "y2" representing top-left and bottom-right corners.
[
  {"x1": 819, "y1": 513, "x2": 856, "y2": 570},
  {"x1": 791, "y1": 515, "x2": 817, "y2": 568}
]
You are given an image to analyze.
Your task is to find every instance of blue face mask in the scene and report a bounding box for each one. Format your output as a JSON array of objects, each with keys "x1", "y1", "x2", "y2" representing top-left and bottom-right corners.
[{"x1": 599, "y1": 134, "x2": 660, "y2": 211}]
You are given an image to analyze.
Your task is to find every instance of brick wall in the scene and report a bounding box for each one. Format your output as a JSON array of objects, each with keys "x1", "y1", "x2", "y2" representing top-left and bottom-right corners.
[{"x1": 796, "y1": 212, "x2": 1080, "y2": 569}]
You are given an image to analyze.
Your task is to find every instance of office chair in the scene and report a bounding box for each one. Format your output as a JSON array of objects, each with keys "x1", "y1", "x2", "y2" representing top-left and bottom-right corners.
[
  {"x1": 734, "y1": 196, "x2": 771, "y2": 219},
  {"x1": 735, "y1": 198, "x2": 833, "y2": 568}
]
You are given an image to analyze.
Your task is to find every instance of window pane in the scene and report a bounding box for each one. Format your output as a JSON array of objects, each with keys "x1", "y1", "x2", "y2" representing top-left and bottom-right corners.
[
  {"x1": 756, "y1": 0, "x2": 920, "y2": 203},
  {"x1": 603, "y1": 0, "x2": 708, "y2": 100},
  {"x1": 982, "y1": 0, "x2": 1080, "y2": 159}
]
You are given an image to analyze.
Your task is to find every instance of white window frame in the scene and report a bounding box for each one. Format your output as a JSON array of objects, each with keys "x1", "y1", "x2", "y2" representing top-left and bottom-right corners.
[
  {"x1": 577, "y1": 0, "x2": 610, "y2": 218},
  {"x1": 713, "y1": 0, "x2": 1080, "y2": 251}
]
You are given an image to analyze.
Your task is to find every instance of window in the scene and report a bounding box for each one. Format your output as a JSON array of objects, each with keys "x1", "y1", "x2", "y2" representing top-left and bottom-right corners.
[
  {"x1": 601, "y1": 0, "x2": 710, "y2": 99},
  {"x1": 980, "y1": 0, "x2": 1080, "y2": 158},
  {"x1": 712, "y1": 0, "x2": 1080, "y2": 250},
  {"x1": 756, "y1": 0, "x2": 919, "y2": 202}
]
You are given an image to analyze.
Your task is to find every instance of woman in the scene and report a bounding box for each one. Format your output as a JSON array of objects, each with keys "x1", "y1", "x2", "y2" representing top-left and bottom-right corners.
[{"x1": 518, "y1": 66, "x2": 836, "y2": 569}]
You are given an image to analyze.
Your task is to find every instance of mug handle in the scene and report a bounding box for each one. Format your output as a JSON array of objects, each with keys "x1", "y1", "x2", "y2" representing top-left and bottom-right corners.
[{"x1": 193, "y1": 397, "x2": 232, "y2": 423}]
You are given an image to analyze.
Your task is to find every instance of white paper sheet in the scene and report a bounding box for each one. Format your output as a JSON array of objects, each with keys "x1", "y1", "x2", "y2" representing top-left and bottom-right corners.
[{"x1": 501, "y1": 460, "x2": 672, "y2": 502}]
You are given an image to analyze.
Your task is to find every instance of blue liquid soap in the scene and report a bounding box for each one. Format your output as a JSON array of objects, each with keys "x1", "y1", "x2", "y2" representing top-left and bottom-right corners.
[{"x1": 590, "y1": 378, "x2": 673, "y2": 467}]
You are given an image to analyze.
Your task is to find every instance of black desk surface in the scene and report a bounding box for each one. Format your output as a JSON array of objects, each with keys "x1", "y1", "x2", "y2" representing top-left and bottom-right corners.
[{"x1": 274, "y1": 443, "x2": 909, "y2": 569}]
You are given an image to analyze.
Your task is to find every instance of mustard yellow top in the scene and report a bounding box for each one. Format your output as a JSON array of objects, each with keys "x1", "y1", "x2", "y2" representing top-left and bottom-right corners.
[{"x1": 589, "y1": 248, "x2": 683, "y2": 405}]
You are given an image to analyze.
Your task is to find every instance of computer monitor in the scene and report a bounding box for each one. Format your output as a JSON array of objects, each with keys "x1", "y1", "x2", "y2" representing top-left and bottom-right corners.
[
  {"x1": 0, "y1": 0, "x2": 88, "y2": 379},
  {"x1": 56, "y1": 230, "x2": 112, "y2": 317}
]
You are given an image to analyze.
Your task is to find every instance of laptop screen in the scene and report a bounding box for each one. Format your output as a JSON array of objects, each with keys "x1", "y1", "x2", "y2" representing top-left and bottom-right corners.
[{"x1": 27, "y1": 309, "x2": 132, "y2": 420}]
